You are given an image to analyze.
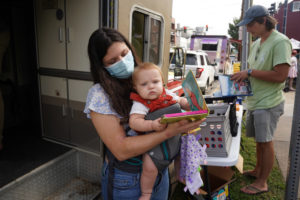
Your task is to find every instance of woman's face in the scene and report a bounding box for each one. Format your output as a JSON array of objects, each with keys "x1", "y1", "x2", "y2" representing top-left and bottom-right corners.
[{"x1": 103, "y1": 42, "x2": 130, "y2": 67}]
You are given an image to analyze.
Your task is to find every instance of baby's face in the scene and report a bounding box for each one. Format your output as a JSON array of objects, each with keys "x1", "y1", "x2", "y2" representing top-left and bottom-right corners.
[{"x1": 134, "y1": 69, "x2": 163, "y2": 100}]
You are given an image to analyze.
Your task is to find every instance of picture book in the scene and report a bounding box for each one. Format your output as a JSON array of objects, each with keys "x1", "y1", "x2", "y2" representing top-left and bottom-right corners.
[
  {"x1": 160, "y1": 70, "x2": 209, "y2": 124},
  {"x1": 218, "y1": 74, "x2": 253, "y2": 97}
]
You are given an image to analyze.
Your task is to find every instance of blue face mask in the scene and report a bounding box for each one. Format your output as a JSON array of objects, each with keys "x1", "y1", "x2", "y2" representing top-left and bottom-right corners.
[{"x1": 105, "y1": 51, "x2": 134, "y2": 79}]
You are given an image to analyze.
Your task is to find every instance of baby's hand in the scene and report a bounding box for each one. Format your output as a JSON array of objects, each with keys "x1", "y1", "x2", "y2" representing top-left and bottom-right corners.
[{"x1": 151, "y1": 118, "x2": 167, "y2": 131}]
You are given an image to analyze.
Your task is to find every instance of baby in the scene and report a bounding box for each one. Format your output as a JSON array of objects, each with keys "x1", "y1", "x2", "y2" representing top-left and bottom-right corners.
[{"x1": 129, "y1": 62, "x2": 190, "y2": 200}]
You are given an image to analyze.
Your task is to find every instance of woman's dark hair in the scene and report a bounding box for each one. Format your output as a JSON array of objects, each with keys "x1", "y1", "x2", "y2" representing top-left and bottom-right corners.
[
  {"x1": 252, "y1": 15, "x2": 277, "y2": 31},
  {"x1": 88, "y1": 27, "x2": 139, "y2": 123}
]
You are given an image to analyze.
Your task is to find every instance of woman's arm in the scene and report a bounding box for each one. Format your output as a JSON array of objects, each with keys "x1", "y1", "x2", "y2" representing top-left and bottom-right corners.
[{"x1": 90, "y1": 111, "x2": 204, "y2": 161}]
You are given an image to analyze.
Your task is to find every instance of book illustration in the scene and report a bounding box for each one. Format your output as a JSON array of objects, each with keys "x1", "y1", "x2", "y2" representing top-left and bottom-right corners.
[
  {"x1": 160, "y1": 70, "x2": 209, "y2": 124},
  {"x1": 182, "y1": 71, "x2": 208, "y2": 111},
  {"x1": 218, "y1": 74, "x2": 253, "y2": 96}
]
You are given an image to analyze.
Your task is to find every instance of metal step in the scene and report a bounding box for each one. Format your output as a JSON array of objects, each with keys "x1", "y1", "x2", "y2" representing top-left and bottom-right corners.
[
  {"x1": 0, "y1": 149, "x2": 103, "y2": 200},
  {"x1": 44, "y1": 177, "x2": 100, "y2": 200}
]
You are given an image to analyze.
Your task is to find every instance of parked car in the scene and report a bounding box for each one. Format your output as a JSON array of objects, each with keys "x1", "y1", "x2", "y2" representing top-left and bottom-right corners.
[{"x1": 169, "y1": 49, "x2": 215, "y2": 94}]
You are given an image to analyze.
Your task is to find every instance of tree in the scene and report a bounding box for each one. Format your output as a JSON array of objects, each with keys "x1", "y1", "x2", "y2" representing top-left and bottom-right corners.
[{"x1": 228, "y1": 18, "x2": 241, "y2": 49}]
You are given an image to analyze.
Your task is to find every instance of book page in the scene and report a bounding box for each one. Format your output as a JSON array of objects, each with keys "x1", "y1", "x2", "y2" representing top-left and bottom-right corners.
[
  {"x1": 219, "y1": 75, "x2": 253, "y2": 96},
  {"x1": 160, "y1": 70, "x2": 209, "y2": 123}
]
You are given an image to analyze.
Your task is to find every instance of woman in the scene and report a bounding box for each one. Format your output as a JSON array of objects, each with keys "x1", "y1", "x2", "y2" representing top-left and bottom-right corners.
[
  {"x1": 84, "y1": 28, "x2": 205, "y2": 200},
  {"x1": 288, "y1": 50, "x2": 298, "y2": 91}
]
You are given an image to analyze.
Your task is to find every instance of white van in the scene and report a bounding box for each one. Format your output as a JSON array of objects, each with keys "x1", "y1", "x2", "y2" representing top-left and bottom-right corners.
[{"x1": 169, "y1": 50, "x2": 215, "y2": 94}]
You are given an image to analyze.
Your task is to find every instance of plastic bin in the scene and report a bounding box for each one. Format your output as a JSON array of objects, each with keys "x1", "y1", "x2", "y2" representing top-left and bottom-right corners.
[{"x1": 198, "y1": 104, "x2": 232, "y2": 157}]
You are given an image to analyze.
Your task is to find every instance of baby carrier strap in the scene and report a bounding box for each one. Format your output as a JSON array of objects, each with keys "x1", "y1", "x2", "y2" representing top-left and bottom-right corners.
[
  {"x1": 145, "y1": 103, "x2": 182, "y2": 172},
  {"x1": 106, "y1": 126, "x2": 143, "y2": 200}
]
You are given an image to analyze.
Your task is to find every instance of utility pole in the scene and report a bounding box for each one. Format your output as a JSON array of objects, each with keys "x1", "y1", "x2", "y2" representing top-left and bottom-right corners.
[
  {"x1": 241, "y1": 0, "x2": 250, "y2": 71},
  {"x1": 283, "y1": 0, "x2": 288, "y2": 34},
  {"x1": 284, "y1": 1, "x2": 300, "y2": 197},
  {"x1": 285, "y1": 68, "x2": 300, "y2": 200}
]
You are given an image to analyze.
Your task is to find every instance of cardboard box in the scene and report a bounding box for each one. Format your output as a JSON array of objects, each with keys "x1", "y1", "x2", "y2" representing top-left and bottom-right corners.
[
  {"x1": 169, "y1": 153, "x2": 244, "y2": 199},
  {"x1": 200, "y1": 166, "x2": 235, "y2": 199}
]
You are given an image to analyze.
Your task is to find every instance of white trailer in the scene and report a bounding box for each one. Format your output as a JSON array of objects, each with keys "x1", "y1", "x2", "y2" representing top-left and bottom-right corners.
[
  {"x1": 190, "y1": 35, "x2": 231, "y2": 77},
  {"x1": 0, "y1": 0, "x2": 173, "y2": 199}
]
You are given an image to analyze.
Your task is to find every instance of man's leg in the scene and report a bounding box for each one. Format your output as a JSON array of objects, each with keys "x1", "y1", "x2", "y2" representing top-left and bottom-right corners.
[
  {"x1": 241, "y1": 102, "x2": 283, "y2": 194},
  {"x1": 254, "y1": 141, "x2": 274, "y2": 189},
  {"x1": 240, "y1": 142, "x2": 272, "y2": 194},
  {"x1": 243, "y1": 110, "x2": 261, "y2": 177},
  {"x1": 243, "y1": 143, "x2": 262, "y2": 178},
  {"x1": 252, "y1": 142, "x2": 262, "y2": 177}
]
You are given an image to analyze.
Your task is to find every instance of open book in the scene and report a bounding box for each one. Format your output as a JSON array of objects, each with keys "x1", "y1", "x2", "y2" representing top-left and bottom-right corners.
[
  {"x1": 160, "y1": 70, "x2": 209, "y2": 123},
  {"x1": 218, "y1": 74, "x2": 253, "y2": 97}
]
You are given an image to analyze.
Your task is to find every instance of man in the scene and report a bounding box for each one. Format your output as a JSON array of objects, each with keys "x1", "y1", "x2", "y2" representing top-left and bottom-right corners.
[{"x1": 231, "y1": 5, "x2": 291, "y2": 195}]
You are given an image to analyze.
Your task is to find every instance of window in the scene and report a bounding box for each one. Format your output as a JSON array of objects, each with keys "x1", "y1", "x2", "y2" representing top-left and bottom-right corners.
[
  {"x1": 186, "y1": 54, "x2": 197, "y2": 65},
  {"x1": 200, "y1": 55, "x2": 205, "y2": 65},
  {"x1": 169, "y1": 48, "x2": 184, "y2": 66},
  {"x1": 149, "y1": 18, "x2": 161, "y2": 64},
  {"x1": 202, "y1": 44, "x2": 218, "y2": 51},
  {"x1": 292, "y1": 1, "x2": 300, "y2": 12},
  {"x1": 132, "y1": 12, "x2": 145, "y2": 61},
  {"x1": 205, "y1": 55, "x2": 211, "y2": 65},
  {"x1": 131, "y1": 8, "x2": 163, "y2": 65},
  {"x1": 101, "y1": 0, "x2": 118, "y2": 28},
  {"x1": 169, "y1": 53, "x2": 176, "y2": 64}
]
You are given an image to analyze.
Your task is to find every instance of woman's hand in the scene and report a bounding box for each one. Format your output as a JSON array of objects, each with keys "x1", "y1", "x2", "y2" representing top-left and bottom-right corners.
[{"x1": 163, "y1": 118, "x2": 206, "y2": 139}]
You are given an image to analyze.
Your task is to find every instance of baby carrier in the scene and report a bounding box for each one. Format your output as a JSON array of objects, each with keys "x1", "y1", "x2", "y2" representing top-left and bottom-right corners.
[{"x1": 106, "y1": 103, "x2": 182, "y2": 199}]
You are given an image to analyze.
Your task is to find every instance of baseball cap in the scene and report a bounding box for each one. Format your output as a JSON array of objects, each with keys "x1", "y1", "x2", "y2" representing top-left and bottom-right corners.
[{"x1": 237, "y1": 5, "x2": 269, "y2": 26}]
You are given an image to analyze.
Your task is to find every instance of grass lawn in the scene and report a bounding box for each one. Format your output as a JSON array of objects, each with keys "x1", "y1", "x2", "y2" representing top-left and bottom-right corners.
[
  {"x1": 229, "y1": 134, "x2": 285, "y2": 200},
  {"x1": 170, "y1": 123, "x2": 286, "y2": 199}
]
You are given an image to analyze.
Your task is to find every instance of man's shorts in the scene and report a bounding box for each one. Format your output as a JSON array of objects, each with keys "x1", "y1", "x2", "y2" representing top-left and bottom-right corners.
[{"x1": 246, "y1": 101, "x2": 284, "y2": 142}]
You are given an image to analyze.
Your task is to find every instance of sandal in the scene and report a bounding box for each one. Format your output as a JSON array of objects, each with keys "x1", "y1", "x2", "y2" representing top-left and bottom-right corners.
[{"x1": 240, "y1": 185, "x2": 268, "y2": 195}]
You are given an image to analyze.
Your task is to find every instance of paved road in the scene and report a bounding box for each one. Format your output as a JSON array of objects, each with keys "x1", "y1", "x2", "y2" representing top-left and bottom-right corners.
[
  {"x1": 273, "y1": 91, "x2": 300, "y2": 198},
  {"x1": 206, "y1": 79, "x2": 219, "y2": 96}
]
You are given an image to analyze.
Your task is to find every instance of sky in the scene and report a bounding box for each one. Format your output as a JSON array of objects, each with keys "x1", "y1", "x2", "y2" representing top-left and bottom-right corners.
[{"x1": 172, "y1": 0, "x2": 292, "y2": 36}]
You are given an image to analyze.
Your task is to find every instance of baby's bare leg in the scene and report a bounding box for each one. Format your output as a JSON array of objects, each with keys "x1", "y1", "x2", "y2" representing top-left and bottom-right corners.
[
  {"x1": 140, "y1": 154, "x2": 158, "y2": 200},
  {"x1": 174, "y1": 156, "x2": 181, "y2": 181}
]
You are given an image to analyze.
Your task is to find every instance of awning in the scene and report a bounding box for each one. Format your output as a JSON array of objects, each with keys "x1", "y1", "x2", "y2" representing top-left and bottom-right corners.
[
  {"x1": 201, "y1": 39, "x2": 218, "y2": 44},
  {"x1": 290, "y1": 38, "x2": 300, "y2": 49}
]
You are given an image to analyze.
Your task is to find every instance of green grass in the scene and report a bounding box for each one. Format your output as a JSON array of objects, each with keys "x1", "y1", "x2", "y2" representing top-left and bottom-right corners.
[
  {"x1": 229, "y1": 133, "x2": 285, "y2": 200},
  {"x1": 170, "y1": 119, "x2": 286, "y2": 200}
]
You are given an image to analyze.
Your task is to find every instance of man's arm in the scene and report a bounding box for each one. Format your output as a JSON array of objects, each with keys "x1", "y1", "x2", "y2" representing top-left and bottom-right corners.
[
  {"x1": 231, "y1": 63, "x2": 290, "y2": 83},
  {"x1": 249, "y1": 63, "x2": 289, "y2": 82}
]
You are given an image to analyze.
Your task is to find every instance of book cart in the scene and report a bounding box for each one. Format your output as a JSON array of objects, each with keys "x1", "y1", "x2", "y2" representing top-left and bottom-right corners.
[{"x1": 195, "y1": 104, "x2": 243, "y2": 200}]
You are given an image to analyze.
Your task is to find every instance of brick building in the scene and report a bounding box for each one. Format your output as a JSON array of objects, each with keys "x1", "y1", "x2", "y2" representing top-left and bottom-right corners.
[{"x1": 274, "y1": 0, "x2": 300, "y2": 41}]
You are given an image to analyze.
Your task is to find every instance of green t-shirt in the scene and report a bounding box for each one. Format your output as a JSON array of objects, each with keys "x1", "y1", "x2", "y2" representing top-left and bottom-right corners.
[{"x1": 247, "y1": 30, "x2": 292, "y2": 110}]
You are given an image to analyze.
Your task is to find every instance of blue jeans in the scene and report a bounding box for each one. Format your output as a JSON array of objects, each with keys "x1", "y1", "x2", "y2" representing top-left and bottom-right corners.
[{"x1": 101, "y1": 161, "x2": 169, "y2": 200}]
